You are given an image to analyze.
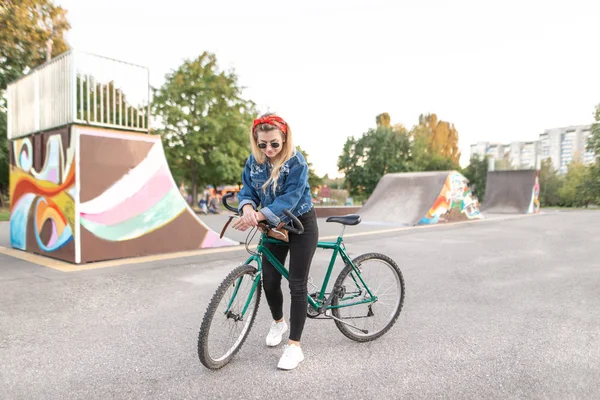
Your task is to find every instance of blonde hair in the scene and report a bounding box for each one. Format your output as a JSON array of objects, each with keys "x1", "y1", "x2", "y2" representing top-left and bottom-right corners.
[{"x1": 250, "y1": 113, "x2": 296, "y2": 193}]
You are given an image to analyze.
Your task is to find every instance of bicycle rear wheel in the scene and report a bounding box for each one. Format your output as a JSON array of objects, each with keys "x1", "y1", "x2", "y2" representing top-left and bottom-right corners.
[
  {"x1": 331, "y1": 253, "x2": 404, "y2": 342},
  {"x1": 198, "y1": 264, "x2": 262, "y2": 369}
]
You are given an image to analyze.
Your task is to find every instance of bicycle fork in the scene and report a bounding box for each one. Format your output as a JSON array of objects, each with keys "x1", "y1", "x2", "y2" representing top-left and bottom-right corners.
[{"x1": 224, "y1": 270, "x2": 262, "y2": 321}]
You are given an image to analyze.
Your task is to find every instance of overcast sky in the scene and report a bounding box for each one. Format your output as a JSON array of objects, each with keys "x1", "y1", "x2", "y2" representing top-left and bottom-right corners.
[{"x1": 56, "y1": 0, "x2": 600, "y2": 177}]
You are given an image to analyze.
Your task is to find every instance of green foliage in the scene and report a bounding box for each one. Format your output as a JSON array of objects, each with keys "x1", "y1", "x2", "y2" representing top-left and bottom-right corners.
[
  {"x1": 580, "y1": 164, "x2": 600, "y2": 207},
  {"x1": 558, "y1": 160, "x2": 588, "y2": 207},
  {"x1": 587, "y1": 103, "x2": 600, "y2": 160},
  {"x1": 0, "y1": 0, "x2": 70, "y2": 90},
  {"x1": 338, "y1": 124, "x2": 411, "y2": 197},
  {"x1": 462, "y1": 154, "x2": 489, "y2": 202},
  {"x1": 376, "y1": 112, "x2": 391, "y2": 127},
  {"x1": 321, "y1": 174, "x2": 345, "y2": 190},
  {"x1": 0, "y1": 207, "x2": 9, "y2": 221},
  {"x1": 416, "y1": 113, "x2": 461, "y2": 164},
  {"x1": 0, "y1": 0, "x2": 71, "y2": 197},
  {"x1": 151, "y1": 52, "x2": 257, "y2": 205},
  {"x1": 295, "y1": 146, "x2": 323, "y2": 189},
  {"x1": 407, "y1": 117, "x2": 459, "y2": 171},
  {"x1": 338, "y1": 113, "x2": 460, "y2": 198},
  {"x1": 0, "y1": 94, "x2": 9, "y2": 197},
  {"x1": 494, "y1": 157, "x2": 513, "y2": 171},
  {"x1": 539, "y1": 158, "x2": 563, "y2": 207},
  {"x1": 582, "y1": 164, "x2": 600, "y2": 206},
  {"x1": 582, "y1": 103, "x2": 600, "y2": 206},
  {"x1": 0, "y1": 98, "x2": 7, "y2": 193}
]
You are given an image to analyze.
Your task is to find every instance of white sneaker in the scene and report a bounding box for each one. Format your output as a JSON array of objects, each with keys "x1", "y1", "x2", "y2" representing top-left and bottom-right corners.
[
  {"x1": 266, "y1": 320, "x2": 288, "y2": 347},
  {"x1": 277, "y1": 344, "x2": 305, "y2": 370}
]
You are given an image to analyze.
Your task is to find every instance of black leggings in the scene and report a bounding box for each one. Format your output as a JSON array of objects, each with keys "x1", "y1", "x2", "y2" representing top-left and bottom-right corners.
[{"x1": 261, "y1": 208, "x2": 319, "y2": 342}]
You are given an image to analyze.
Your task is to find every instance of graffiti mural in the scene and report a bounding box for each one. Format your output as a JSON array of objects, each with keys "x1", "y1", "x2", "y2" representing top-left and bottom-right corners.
[
  {"x1": 77, "y1": 127, "x2": 236, "y2": 263},
  {"x1": 527, "y1": 174, "x2": 541, "y2": 214},
  {"x1": 9, "y1": 128, "x2": 77, "y2": 262},
  {"x1": 419, "y1": 172, "x2": 483, "y2": 225}
]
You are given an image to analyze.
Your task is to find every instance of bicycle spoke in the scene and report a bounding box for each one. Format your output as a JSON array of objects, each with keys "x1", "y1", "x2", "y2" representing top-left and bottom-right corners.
[
  {"x1": 198, "y1": 265, "x2": 262, "y2": 369},
  {"x1": 331, "y1": 254, "x2": 404, "y2": 341}
]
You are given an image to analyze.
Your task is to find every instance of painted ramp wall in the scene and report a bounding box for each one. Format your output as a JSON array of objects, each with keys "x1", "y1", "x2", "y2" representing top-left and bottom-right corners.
[
  {"x1": 9, "y1": 125, "x2": 238, "y2": 264},
  {"x1": 482, "y1": 170, "x2": 540, "y2": 214},
  {"x1": 358, "y1": 171, "x2": 482, "y2": 226},
  {"x1": 419, "y1": 171, "x2": 483, "y2": 224},
  {"x1": 77, "y1": 126, "x2": 237, "y2": 263},
  {"x1": 9, "y1": 127, "x2": 77, "y2": 263}
]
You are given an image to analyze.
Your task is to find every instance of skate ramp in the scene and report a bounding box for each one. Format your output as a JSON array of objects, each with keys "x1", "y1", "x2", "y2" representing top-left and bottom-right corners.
[
  {"x1": 358, "y1": 171, "x2": 483, "y2": 226},
  {"x1": 9, "y1": 125, "x2": 238, "y2": 264},
  {"x1": 482, "y1": 170, "x2": 540, "y2": 214}
]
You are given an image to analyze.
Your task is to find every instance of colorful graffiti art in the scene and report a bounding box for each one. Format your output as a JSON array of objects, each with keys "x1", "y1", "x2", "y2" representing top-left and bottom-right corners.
[
  {"x1": 77, "y1": 127, "x2": 236, "y2": 263},
  {"x1": 419, "y1": 172, "x2": 483, "y2": 225},
  {"x1": 527, "y1": 175, "x2": 541, "y2": 214},
  {"x1": 9, "y1": 129, "x2": 77, "y2": 262}
]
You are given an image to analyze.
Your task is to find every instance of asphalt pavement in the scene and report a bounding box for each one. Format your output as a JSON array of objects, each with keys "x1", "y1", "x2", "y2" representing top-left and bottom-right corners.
[{"x1": 1, "y1": 210, "x2": 599, "y2": 399}]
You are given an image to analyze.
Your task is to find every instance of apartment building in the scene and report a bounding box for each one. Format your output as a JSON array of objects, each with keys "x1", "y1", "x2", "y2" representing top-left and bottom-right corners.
[
  {"x1": 470, "y1": 124, "x2": 595, "y2": 174},
  {"x1": 539, "y1": 125, "x2": 593, "y2": 174},
  {"x1": 470, "y1": 141, "x2": 539, "y2": 169}
]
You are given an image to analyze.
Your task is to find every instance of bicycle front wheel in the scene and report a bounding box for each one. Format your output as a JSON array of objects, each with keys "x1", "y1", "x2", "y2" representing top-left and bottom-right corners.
[
  {"x1": 331, "y1": 253, "x2": 405, "y2": 342},
  {"x1": 198, "y1": 264, "x2": 262, "y2": 369}
]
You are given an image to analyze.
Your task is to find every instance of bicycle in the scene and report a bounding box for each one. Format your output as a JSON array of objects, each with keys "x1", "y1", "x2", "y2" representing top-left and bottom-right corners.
[{"x1": 197, "y1": 192, "x2": 405, "y2": 370}]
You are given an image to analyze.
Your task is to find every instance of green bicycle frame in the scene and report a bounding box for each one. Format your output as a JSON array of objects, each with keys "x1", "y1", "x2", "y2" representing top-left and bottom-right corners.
[{"x1": 230, "y1": 231, "x2": 377, "y2": 318}]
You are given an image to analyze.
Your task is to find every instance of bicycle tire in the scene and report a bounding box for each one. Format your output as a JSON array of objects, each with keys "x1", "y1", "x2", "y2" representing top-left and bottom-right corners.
[
  {"x1": 198, "y1": 264, "x2": 262, "y2": 369},
  {"x1": 331, "y1": 253, "x2": 405, "y2": 342}
]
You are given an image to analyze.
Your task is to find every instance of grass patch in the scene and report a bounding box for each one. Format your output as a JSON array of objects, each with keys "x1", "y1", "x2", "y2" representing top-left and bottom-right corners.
[{"x1": 0, "y1": 208, "x2": 9, "y2": 222}]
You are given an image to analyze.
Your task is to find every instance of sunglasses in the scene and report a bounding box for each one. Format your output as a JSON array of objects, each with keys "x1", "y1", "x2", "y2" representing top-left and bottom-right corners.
[{"x1": 258, "y1": 142, "x2": 281, "y2": 149}]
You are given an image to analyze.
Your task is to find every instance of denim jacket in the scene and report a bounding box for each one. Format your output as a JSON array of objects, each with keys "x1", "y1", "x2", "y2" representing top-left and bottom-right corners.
[{"x1": 237, "y1": 150, "x2": 313, "y2": 226}]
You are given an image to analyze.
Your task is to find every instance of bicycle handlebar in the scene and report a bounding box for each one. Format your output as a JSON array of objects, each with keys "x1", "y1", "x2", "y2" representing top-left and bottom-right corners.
[{"x1": 221, "y1": 192, "x2": 304, "y2": 235}]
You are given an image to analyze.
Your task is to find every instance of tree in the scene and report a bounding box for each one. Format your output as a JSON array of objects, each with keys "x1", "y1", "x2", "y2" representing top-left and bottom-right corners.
[
  {"x1": 151, "y1": 52, "x2": 257, "y2": 206},
  {"x1": 463, "y1": 154, "x2": 489, "y2": 202},
  {"x1": 0, "y1": 0, "x2": 70, "y2": 90},
  {"x1": 338, "y1": 119, "x2": 411, "y2": 197},
  {"x1": 0, "y1": 0, "x2": 71, "y2": 200},
  {"x1": 417, "y1": 113, "x2": 461, "y2": 164},
  {"x1": 581, "y1": 103, "x2": 600, "y2": 206},
  {"x1": 0, "y1": 99, "x2": 7, "y2": 201},
  {"x1": 539, "y1": 158, "x2": 563, "y2": 207},
  {"x1": 296, "y1": 146, "x2": 323, "y2": 189},
  {"x1": 322, "y1": 174, "x2": 345, "y2": 190},
  {"x1": 376, "y1": 112, "x2": 391, "y2": 127},
  {"x1": 579, "y1": 164, "x2": 600, "y2": 207},
  {"x1": 404, "y1": 121, "x2": 459, "y2": 172},
  {"x1": 559, "y1": 160, "x2": 590, "y2": 207},
  {"x1": 588, "y1": 103, "x2": 600, "y2": 160},
  {"x1": 0, "y1": 103, "x2": 7, "y2": 206},
  {"x1": 494, "y1": 156, "x2": 513, "y2": 171}
]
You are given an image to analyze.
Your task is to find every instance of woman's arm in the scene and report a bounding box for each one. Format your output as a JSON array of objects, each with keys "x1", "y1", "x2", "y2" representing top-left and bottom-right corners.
[{"x1": 237, "y1": 157, "x2": 261, "y2": 214}]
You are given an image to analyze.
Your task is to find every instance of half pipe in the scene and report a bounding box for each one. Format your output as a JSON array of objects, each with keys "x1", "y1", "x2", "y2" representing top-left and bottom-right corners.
[{"x1": 358, "y1": 171, "x2": 483, "y2": 226}]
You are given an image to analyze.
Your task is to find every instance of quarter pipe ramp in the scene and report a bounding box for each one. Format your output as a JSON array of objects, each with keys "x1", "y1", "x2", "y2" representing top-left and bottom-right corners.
[
  {"x1": 482, "y1": 170, "x2": 540, "y2": 214},
  {"x1": 9, "y1": 125, "x2": 238, "y2": 264},
  {"x1": 358, "y1": 171, "x2": 483, "y2": 226}
]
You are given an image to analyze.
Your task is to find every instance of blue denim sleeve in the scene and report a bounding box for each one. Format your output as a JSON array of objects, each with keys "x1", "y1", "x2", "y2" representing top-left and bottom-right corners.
[
  {"x1": 261, "y1": 160, "x2": 309, "y2": 225},
  {"x1": 237, "y1": 158, "x2": 260, "y2": 214}
]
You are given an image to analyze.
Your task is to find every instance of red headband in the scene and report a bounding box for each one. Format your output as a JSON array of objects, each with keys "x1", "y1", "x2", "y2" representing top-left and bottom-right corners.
[{"x1": 252, "y1": 115, "x2": 288, "y2": 136}]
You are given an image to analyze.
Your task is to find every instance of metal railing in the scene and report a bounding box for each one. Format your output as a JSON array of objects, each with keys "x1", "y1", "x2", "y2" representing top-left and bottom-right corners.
[{"x1": 7, "y1": 50, "x2": 150, "y2": 139}]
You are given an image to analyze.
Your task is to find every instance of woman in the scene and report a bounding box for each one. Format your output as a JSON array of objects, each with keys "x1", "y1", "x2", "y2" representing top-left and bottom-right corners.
[{"x1": 232, "y1": 113, "x2": 318, "y2": 370}]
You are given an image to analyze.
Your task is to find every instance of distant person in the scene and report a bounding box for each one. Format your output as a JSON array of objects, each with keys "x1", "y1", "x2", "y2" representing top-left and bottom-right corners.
[
  {"x1": 232, "y1": 113, "x2": 318, "y2": 370},
  {"x1": 208, "y1": 195, "x2": 221, "y2": 214},
  {"x1": 198, "y1": 198, "x2": 208, "y2": 214}
]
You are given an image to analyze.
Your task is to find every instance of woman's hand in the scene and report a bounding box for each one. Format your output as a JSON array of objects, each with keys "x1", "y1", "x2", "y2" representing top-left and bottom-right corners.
[{"x1": 232, "y1": 205, "x2": 266, "y2": 231}]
